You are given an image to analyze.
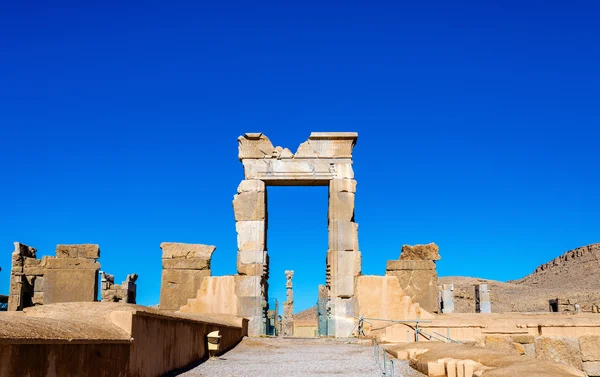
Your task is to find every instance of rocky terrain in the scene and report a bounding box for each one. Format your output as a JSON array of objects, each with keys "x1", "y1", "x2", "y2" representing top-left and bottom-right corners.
[{"x1": 440, "y1": 243, "x2": 600, "y2": 313}]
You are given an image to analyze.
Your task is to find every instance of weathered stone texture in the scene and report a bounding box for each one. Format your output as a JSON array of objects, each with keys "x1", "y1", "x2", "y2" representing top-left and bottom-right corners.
[
  {"x1": 236, "y1": 221, "x2": 266, "y2": 252},
  {"x1": 584, "y1": 361, "x2": 600, "y2": 377},
  {"x1": 233, "y1": 191, "x2": 266, "y2": 221},
  {"x1": 535, "y1": 336, "x2": 583, "y2": 370},
  {"x1": 43, "y1": 269, "x2": 99, "y2": 304},
  {"x1": 400, "y1": 243, "x2": 441, "y2": 261},
  {"x1": 386, "y1": 268, "x2": 438, "y2": 313},
  {"x1": 160, "y1": 243, "x2": 215, "y2": 261},
  {"x1": 328, "y1": 191, "x2": 355, "y2": 222},
  {"x1": 580, "y1": 335, "x2": 600, "y2": 361},
  {"x1": 101, "y1": 272, "x2": 138, "y2": 303},
  {"x1": 56, "y1": 244, "x2": 100, "y2": 259},
  {"x1": 484, "y1": 336, "x2": 523, "y2": 355},
  {"x1": 159, "y1": 269, "x2": 211, "y2": 311},
  {"x1": 159, "y1": 242, "x2": 215, "y2": 311},
  {"x1": 328, "y1": 221, "x2": 359, "y2": 251}
]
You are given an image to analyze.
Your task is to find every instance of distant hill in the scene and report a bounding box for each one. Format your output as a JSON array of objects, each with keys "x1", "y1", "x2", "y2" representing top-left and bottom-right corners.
[
  {"x1": 294, "y1": 305, "x2": 318, "y2": 321},
  {"x1": 439, "y1": 243, "x2": 600, "y2": 313}
]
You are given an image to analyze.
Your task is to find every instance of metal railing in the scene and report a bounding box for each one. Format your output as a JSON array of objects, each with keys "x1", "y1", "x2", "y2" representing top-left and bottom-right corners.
[{"x1": 373, "y1": 339, "x2": 397, "y2": 377}]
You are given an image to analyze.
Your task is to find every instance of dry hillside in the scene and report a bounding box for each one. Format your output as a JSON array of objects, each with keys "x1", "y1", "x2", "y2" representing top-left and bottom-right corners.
[{"x1": 440, "y1": 243, "x2": 600, "y2": 313}]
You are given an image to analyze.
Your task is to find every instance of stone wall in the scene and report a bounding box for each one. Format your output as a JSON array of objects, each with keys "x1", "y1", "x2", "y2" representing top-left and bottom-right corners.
[
  {"x1": 385, "y1": 243, "x2": 440, "y2": 313},
  {"x1": 8, "y1": 243, "x2": 101, "y2": 311},
  {"x1": 159, "y1": 242, "x2": 214, "y2": 311},
  {"x1": 0, "y1": 302, "x2": 247, "y2": 377}
]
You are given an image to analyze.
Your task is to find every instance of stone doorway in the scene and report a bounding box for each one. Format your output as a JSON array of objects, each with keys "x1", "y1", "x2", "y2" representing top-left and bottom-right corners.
[{"x1": 233, "y1": 132, "x2": 361, "y2": 337}]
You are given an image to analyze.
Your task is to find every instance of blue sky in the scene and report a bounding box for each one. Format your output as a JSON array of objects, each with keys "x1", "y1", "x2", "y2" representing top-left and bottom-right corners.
[{"x1": 1, "y1": 1, "x2": 598, "y2": 312}]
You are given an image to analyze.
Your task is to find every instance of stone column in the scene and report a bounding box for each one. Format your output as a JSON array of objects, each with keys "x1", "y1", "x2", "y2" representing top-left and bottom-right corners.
[
  {"x1": 327, "y1": 178, "x2": 361, "y2": 337},
  {"x1": 233, "y1": 179, "x2": 268, "y2": 336},
  {"x1": 317, "y1": 284, "x2": 328, "y2": 337},
  {"x1": 441, "y1": 284, "x2": 455, "y2": 313},
  {"x1": 475, "y1": 284, "x2": 491, "y2": 313},
  {"x1": 282, "y1": 270, "x2": 294, "y2": 336}
]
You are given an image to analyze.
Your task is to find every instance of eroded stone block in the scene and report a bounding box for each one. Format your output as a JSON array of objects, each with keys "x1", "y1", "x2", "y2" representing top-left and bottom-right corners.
[
  {"x1": 580, "y1": 335, "x2": 600, "y2": 361},
  {"x1": 236, "y1": 221, "x2": 266, "y2": 251},
  {"x1": 534, "y1": 336, "x2": 583, "y2": 370},
  {"x1": 239, "y1": 250, "x2": 266, "y2": 265},
  {"x1": 328, "y1": 221, "x2": 359, "y2": 251},
  {"x1": 386, "y1": 260, "x2": 436, "y2": 271},
  {"x1": 328, "y1": 191, "x2": 355, "y2": 222},
  {"x1": 159, "y1": 269, "x2": 211, "y2": 311},
  {"x1": 43, "y1": 269, "x2": 99, "y2": 304},
  {"x1": 234, "y1": 275, "x2": 263, "y2": 297},
  {"x1": 233, "y1": 191, "x2": 266, "y2": 221},
  {"x1": 330, "y1": 179, "x2": 357, "y2": 193},
  {"x1": 400, "y1": 243, "x2": 440, "y2": 261},
  {"x1": 162, "y1": 258, "x2": 210, "y2": 270},
  {"x1": 56, "y1": 244, "x2": 100, "y2": 259},
  {"x1": 160, "y1": 243, "x2": 216, "y2": 260},
  {"x1": 237, "y1": 179, "x2": 265, "y2": 193},
  {"x1": 42, "y1": 257, "x2": 100, "y2": 270}
]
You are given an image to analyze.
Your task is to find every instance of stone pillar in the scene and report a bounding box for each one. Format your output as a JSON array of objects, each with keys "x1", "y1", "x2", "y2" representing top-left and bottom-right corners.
[
  {"x1": 386, "y1": 243, "x2": 440, "y2": 313},
  {"x1": 441, "y1": 284, "x2": 455, "y2": 314},
  {"x1": 317, "y1": 284, "x2": 328, "y2": 337},
  {"x1": 282, "y1": 270, "x2": 294, "y2": 336},
  {"x1": 233, "y1": 179, "x2": 268, "y2": 336},
  {"x1": 159, "y1": 243, "x2": 214, "y2": 311},
  {"x1": 8, "y1": 243, "x2": 38, "y2": 311},
  {"x1": 327, "y1": 178, "x2": 361, "y2": 337},
  {"x1": 475, "y1": 284, "x2": 491, "y2": 313}
]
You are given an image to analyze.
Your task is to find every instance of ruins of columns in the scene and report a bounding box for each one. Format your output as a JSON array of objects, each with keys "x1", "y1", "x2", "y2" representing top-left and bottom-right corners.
[
  {"x1": 441, "y1": 284, "x2": 455, "y2": 313},
  {"x1": 282, "y1": 270, "x2": 294, "y2": 336},
  {"x1": 475, "y1": 283, "x2": 491, "y2": 313}
]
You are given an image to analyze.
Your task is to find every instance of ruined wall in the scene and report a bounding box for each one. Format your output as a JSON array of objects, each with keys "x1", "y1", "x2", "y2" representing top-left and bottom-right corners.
[
  {"x1": 0, "y1": 302, "x2": 247, "y2": 377},
  {"x1": 386, "y1": 243, "x2": 440, "y2": 313},
  {"x1": 8, "y1": 243, "x2": 100, "y2": 311},
  {"x1": 101, "y1": 272, "x2": 138, "y2": 303},
  {"x1": 159, "y1": 242, "x2": 214, "y2": 311}
]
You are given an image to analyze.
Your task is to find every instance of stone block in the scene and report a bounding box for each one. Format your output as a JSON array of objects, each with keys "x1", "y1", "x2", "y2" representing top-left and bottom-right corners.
[
  {"x1": 535, "y1": 336, "x2": 583, "y2": 370},
  {"x1": 387, "y1": 268, "x2": 438, "y2": 313},
  {"x1": 524, "y1": 343, "x2": 536, "y2": 358},
  {"x1": 238, "y1": 297, "x2": 264, "y2": 317},
  {"x1": 386, "y1": 260, "x2": 436, "y2": 271},
  {"x1": 33, "y1": 276, "x2": 44, "y2": 292},
  {"x1": 580, "y1": 335, "x2": 600, "y2": 361},
  {"x1": 237, "y1": 263, "x2": 266, "y2": 276},
  {"x1": 584, "y1": 361, "x2": 600, "y2": 377},
  {"x1": 328, "y1": 191, "x2": 355, "y2": 222},
  {"x1": 334, "y1": 275, "x2": 355, "y2": 298},
  {"x1": 233, "y1": 191, "x2": 266, "y2": 221},
  {"x1": 333, "y1": 163, "x2": 354, "y2": 179},
  {"x1": 234, "y1": 275, "x2": 263, "y2": 297},
  {"x1": 239, "y1": 250, "x2": 266, "y2": 265},
  {"x1": 400, "y1": 243, "x2": 440, "y2": 261},
  {"x1": 56, "y1": 244, "x2": 100, "y2": 259},
  {"x1": 43, "y1": 269, "x2": 99, "y2": 304},
  {"x1": 159, "y1": 269, "x2": 211, "y2": 311},
  {"x1": 237, "y1": 180, "x2": 265, "y2": 193},
  {"x1": 328, "y1": 250, "x2": 361, "y2": 277},
  {"x1": 330, "y1": 179, "x2": 357, "y2": 193},
  {"x1": 236, "y1": 221, "x2": 266, "y2": 251},
  {"x1": 427, "y1": 361, "x2": 445, "y2": 377},
  {"x1": 42, "y1": 257, "x2": 100, "y2": 270},
  {"x1": 13, "y1": 242, "x2": 36, "y2": 258},
  {"x1": 484, "y1": 336, "x2": 522, "y2": 355},
  {"x1": 328, "y1": 221, "x2": 359, "y2": 251},
  {"x1": 22, "y1": 258, "x2": 45, "y2": 276},
  {"x1": 162, "y1": 258, "x2": 210, "y2": 270},
  {"x1": 32, "y1": 292, "x2": 44, "y2": 305},
  {"x1": 160, "y1": 243, "x2": 216, "y2": 260}
]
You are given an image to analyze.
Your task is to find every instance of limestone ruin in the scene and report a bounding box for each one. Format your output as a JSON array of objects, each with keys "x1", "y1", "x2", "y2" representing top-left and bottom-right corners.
[
  {"x1": 101, "y1": 272, "x2": 138, "y2": 303},
  {"x1": 475, "y1": 283, "x2": 491, "y2": 313},
  {"x1": 159, "y1": 242, "x2": 214, "y2": 311},
  {"x1": 8, "y1": 243, "x2": 101, "y2": 310}
]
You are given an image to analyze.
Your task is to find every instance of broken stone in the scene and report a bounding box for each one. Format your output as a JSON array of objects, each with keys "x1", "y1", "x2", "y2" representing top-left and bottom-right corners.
[
  {"x1": 386, "y1": 260, "x2": 436, "y2": 271},
  {"x1": 400, "y1": 243, "x2": 441, "y2": 261},
  {"x1": 42, "y1": 257, "x2": 100, "y2": 270},
  {"x1": 159, "y1": 269, "x2": 211, "y2": 311},
  {"x1": 580, "y1": 335, "x2": 600, "y2": 362},
  {"x1": 238, "y1": 133, "x2": 276, "y2": 160},
  {"x1": 328, "y1": 221, "x2": 359, "y2": 251},
  {"x1": 534, "y1": 336, "x2": 583, "y2": 370}
]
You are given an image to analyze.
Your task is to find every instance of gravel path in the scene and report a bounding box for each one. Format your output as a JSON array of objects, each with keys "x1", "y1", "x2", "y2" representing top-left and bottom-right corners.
[{"x1": 179, "y1": 337, "x2": 424, "y2": 377}]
